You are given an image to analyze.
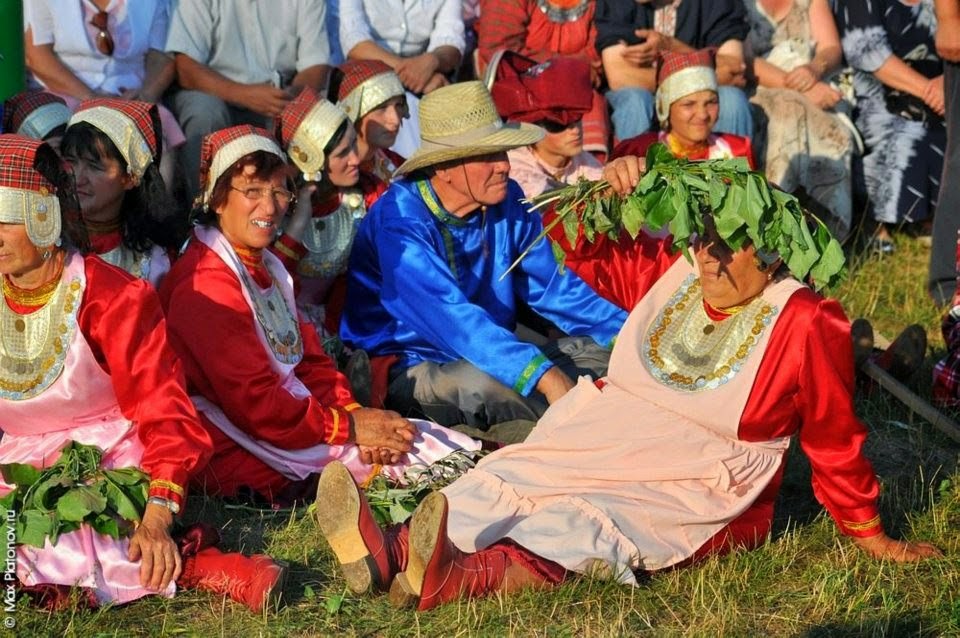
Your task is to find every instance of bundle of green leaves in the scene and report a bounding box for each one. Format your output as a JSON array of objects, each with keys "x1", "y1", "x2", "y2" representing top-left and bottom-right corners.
[
  {"x1": 0, "y1": 441, "x2": 149, "y2": 548},
  {"x1": 518, "y1": 143, "x2": 846, "y2": 291}
]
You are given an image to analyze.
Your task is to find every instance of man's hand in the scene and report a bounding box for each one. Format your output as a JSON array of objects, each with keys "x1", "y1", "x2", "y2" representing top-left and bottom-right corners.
[
  {"x1": 128, "y1": 503, "x2": 181, "y2": 591},
  {"x1": 784, "y1": 64, "x2": 819, "y2": 93},
  {"x1": 923, "y1": 75, "x2": 946, "y2": 116},
  {"x1": 535, "y1": 367, "x2": 576, "y2": 405},
  {"x1": 620, "y1": 29, "x2": 667, "y2": 67},
  {"x1": 396, "y1": 53, "x2": 441, "y2": 94},
  {"x1": 240, "y1": 84, "x2": 294, "y2": 117},
  {"x1": 601, "y1": 155, "x2": 644, "y2": 195},
  {"x1": 803, "y1": 81, "x2": 842, "y2": 109},
  {"x1": 358, "y1": 445, "x2": 404, "y2": 465},
  {"x1": 716, "y1": 55, "x2": 747, "y2": 87},
  {"x1": 351, "y1": 408, "x2": 416, "y2": 453},
  {"x1": 422, "y1": 72, "x2": 449, "y2": 94},
  {"x1": 936, "y1": 16, "x2": 960, "y2": 62}
]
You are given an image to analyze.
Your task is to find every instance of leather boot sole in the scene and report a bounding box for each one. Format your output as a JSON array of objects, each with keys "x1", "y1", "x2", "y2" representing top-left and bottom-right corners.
[
  {"x1": 314, "y1": 461, "x2": 378, "y2": 593},
  {"x1": 389, "y1": 491, "x2": 446, "y2": 608}
]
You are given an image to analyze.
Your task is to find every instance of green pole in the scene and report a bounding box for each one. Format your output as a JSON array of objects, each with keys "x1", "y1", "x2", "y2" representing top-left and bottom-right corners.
[{"x1": 0, "y1": 0, "x2": 25, "y2": 103}]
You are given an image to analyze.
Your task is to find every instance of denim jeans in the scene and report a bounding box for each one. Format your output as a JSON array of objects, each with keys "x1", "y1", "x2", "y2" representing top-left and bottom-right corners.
[{"x1": 606, "y1": 85, "x2": 754, "y2": 141}]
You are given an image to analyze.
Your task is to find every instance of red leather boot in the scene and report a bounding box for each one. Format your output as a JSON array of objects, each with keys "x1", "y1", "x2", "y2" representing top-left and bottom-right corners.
[
  {"x1": 178, "y1": 547, "x2": 286, "y2": 613},
  {"x1": 314, "y1": 461, "x2": 408, "y2": 593},
  {"x1": 389, "y1": 491, "x2": 509, "y2": 611}
]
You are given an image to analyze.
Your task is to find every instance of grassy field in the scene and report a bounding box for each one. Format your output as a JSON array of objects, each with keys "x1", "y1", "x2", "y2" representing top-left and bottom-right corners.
[{"x1": 12, "y1": 237, "x2": 960, "y2": 637}]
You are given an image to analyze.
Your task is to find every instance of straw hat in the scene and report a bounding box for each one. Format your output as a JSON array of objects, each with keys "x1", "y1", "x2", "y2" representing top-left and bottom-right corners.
[
  {"x1": 3, "y1": 91, "x2": 70, "y2": 140},
  {"x1": 68, "y1": 98, "x2": 160, "y2": 178},
  {"x1": 276, "y1": 87, "x2": 348, "y2": 181},
  {"x1": 0, "y1": 134, "x2": 62, "y2": 247},
  {"x1": 655, "y1": 49, "x2": 718, "y2": 127},
  {"x1": 394, "y1": 81, "x2": 543, "y2": 176}
]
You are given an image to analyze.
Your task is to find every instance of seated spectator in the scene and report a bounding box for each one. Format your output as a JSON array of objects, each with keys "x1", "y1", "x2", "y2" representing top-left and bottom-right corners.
[
  {"x1": 744, "y1": 0, "x2": 856, "y2": 241},
  {"x1": 272, "y1": 88, "x2": 377, "y2": 344},
  {"x1": 316, "y1": 156, "x2": 939, "y2": 613},
  {"x1": 158, "y1": 126, "x2": 480, "y2": 505},
  {"x1": 475, "y1": 0, "x2": 612, "y2": 157},
  {"x1": 339, "y1": 0, "x2": 466, "y2": 156},
  {"x1": 340, "y1": 81, "x2": 627, "y2": 430},
  {"x1": 2, "y1": 90, "x2": 70, "y2": 152},
  {"x1": 165, "y1": 0, "x2": 331, "y2": 198},
  {"x1": 489, "y1": 52, "x2": 603, "y2": 197},
  {"x1": 61, "y1": 98, "x2": 184, "y2": 287},
  {"x1": 23, "y1": 0, "x2": 184, "y2": 190},
  {"x1": 836, "y1": 0, "x2": 945, "y2": 254},
  {"x1": 613, "y1": 49, "x2": 755, "y2": 165},
  {"x1": 0, "y1": 134, "x2": 285, "y2": 613},
  {"x1": 596, "y1": 0, "x2": 753, "y2": 142},
  {"x1": 329, "y1": 59, "x2": 408, "y2": 184}
]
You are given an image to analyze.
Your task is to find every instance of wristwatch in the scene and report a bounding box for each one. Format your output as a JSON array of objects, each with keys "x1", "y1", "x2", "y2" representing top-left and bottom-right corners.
[{"x1": 147, "y1": 496, "x2": 181, "y2": 515}]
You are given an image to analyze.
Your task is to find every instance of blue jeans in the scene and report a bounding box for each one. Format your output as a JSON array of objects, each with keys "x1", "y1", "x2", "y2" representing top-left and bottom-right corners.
[{"x1": 606, "y1": 86, "x2": 754, "y2": 141}]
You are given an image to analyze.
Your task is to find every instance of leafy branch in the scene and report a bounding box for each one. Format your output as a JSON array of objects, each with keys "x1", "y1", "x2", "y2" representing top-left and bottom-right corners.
[
  {"x1": 508, "y1": 143, "x2": 846, "y2": 291},
  {"x1": 0, "y1": 441, "x2": 149, "y2": 548}
]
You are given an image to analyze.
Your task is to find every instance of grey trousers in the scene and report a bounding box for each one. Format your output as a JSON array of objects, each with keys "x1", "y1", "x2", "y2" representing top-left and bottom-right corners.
[
  {"x1": 387, "y1": 336, "x2": 612, "y2": 430},
  {"x1": 166, "y1": 89, "x2": 273, "y2": 199},
  {"x1": 929, "y1": 61, "x2": 960, "y2": 305}
]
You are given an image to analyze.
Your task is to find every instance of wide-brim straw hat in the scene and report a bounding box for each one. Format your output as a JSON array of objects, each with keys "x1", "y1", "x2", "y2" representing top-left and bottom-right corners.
[{"x1": 394, "y1": 81, "x2": 544, "y2": 176}]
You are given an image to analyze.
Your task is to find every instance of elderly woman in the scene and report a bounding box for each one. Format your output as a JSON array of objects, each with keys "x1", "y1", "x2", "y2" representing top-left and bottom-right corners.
[
  {"x1": 488, "y1": 52, "x2": 603, "y2": 198},
  {"x1": 2, "y1": 90, "x2": 71, "y2": 152},
  {"x1": 61, "y1": 98, "x2": 184, "y2": 287},
  {"x1": 330, "y1": 59, "x2": 408, "y2": 184},
  {"x1": 272, "y1": 88, "x2": 385, "y2": 341},
  {"x1": 316, "y1": 151, "x2": 940, "y2": 611},
  {"x1": 614, "y1": 49, "x2": 755, "y2": 166},
  {"x1": 0, "y1": 135, "x2": 284, "y2": 612},
  {"x1": 158, "y1": 126, "x2": 478, "y2": 506}
]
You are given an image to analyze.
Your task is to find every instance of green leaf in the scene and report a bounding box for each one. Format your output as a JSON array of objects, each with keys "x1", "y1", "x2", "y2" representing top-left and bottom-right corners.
[
  {"x1": 302, "y1": 584, "x2": 316, "y2": 600},
  {"x1": 102, "y1": 478, "x2": 144, "y2": 522},
  {"x1": 645, "y1": 142, "x2": 676, "y2": 169},
  {"x1": 56, "y1": 485, "x2": 108, "y2": 522},
  {"x1": 562, "y1": 206, "x2": 580, "y2": 249},
  {"x1": 89, "y1": 513, "x2": 120, "y2": 539},
  {"x1": 326, "y1": 593, "x2": 345, "y2": 615},
  {"x1": 102, "y1": 468, "x2": 149, "y2": 486},
  {"x1": 620, "y1": 195, "x2": 644, "y2": 238},
  {"x1": 16, "y1": 510, "x2": 55, "y2": 548},
  {"x1": 0, "y1": 463, "x2": 42, "y2": 488},
  {"x1": 389, "y1": 502, "x2": 413, "y2": 525},
  {"x1": 550, "y1": 239, "x2": 567, "y2": 270},
  {"x1": 32, "y1": 475, "x2": 73, "y2": 512}
]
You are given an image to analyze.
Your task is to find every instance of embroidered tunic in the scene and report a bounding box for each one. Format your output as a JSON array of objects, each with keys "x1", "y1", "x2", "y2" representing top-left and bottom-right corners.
[
  {"x1": 442, "y1": 254, "x2": 882, "y2": 580},
  {"x1": 0, "y1": 252, "x2": 211, "y2": 603},
  {"x1": 340, "y1": 178, "x2": 627, "y2": 396},
  {"x1": 90, "y1": 230, "x2": 171, "y2": 288},
  {"x1": 160, "y1": 228, "x2": 478, "y2": 497}
]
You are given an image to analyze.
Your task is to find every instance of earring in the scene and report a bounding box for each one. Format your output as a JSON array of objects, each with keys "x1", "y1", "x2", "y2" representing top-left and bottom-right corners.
[
  {"x1": 754, "y1": 255, "x2": 767, "y2": 271},
  {"x1": 41, "y1": 249, "x2": 51, "y2": 261}
]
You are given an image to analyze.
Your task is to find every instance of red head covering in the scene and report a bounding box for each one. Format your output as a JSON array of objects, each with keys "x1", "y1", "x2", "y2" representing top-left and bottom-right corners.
[
  {"x1": 275, "y1": 87, "x2": 347, "y2": 181},
  {"x1": 69, "y1": 98, "x2": 160, "y2": 177},
  {"x1": 489, "y1": 51, "x2": 592, "y2": 126},
  {"x1": 0, "y1": 134, "x2": 62, "y2": 246},
  {"x1": 198, "y1": 125, "x2": 284, "y2": 206},
  {"x1": 654, "y1": 49, "x2": 718, "y2": 126},
  {"x1": 3, "y1": 91, "x2": 70, "y2": 140}
]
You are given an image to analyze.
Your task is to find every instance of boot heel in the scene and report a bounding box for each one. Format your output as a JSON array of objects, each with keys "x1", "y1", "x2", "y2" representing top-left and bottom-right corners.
[
  {"x1": 388, "y1": 572, "x2": 420, "y2": 608},
  {"x1": 340, "y1": 556, "x2": 376, "y2": 593}
]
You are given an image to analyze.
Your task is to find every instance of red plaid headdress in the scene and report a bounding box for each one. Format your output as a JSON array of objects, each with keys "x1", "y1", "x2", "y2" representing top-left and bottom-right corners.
[
  {"x1": 68, "y1": 98, "x2": 160, "y2": 178},
  {"x1": 0, "y1": 134, "x2": 62, "y2": 247},
  {"x1": 3, "y1": 91, "x2": 70, "y2": 141},
  {"x1": 275, "y1": 87, "x2": 347, "y2": 181},
  {"x1": 488, "y1": 51, "x2": 592, "y2": 126},
  {"x1": 331, "y1": 60, "x2": 405, "y2": 123},
  {"x1": 199, "y1": 125, "x2": 284, "y2": 207},
  {"x1": 655, "y1": 49, "x2": 717, "y2": 127}
]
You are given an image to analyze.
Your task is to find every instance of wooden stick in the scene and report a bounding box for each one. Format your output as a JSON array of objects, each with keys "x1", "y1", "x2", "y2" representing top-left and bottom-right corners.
[{"x1": 860, "y1": 359, "x2": 960, "y2": 444}]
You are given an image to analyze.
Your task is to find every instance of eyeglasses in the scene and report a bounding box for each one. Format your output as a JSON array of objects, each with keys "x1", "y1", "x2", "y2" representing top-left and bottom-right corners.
[
  {"x1": 89, "y1": 10, "x2": 114, "y2": 57},
  {"x1": 540, "y1": 119, "x2": 581, "y2": 134},
  {"x1": 230, "y1": 185, "x2": 296, "y2": 206}
]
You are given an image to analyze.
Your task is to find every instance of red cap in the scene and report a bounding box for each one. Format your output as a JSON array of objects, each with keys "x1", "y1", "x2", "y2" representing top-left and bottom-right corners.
[{"x1": 489, "y1": 52, "x2": 592, "y2": 126}]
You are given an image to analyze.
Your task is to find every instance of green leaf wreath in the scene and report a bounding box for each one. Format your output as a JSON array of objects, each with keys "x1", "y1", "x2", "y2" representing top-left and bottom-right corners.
[
  {"x1": 0, "y1": 441, "x2": 149, "y2": 548},
  {"x1": 511, "y1": 143, "x2": 846, "y2": 291}
]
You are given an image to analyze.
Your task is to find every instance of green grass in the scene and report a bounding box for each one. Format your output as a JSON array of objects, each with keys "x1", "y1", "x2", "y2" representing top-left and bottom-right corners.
[{"x1": 12, "y1": 237, "x2": 960, "y2": 637}]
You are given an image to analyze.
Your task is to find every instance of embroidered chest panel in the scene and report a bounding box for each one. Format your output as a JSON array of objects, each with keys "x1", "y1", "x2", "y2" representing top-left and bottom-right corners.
[
  {"x1": 100, "y1": 244, "x2": 151, "y2": 281},
  {"x1": 297, "y1": 190, "x2": 366, "y2": 280}
]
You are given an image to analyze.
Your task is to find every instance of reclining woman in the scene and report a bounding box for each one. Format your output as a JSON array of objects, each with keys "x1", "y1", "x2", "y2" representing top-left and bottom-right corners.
[
  {"x1": 158, "y1": 126, "x2": 479, "y2": 507},
  {"x1": 0, "y1": 135, "x2": 285, "y2": 612},
  {"x1": 61, "y1": 98, "x2": 185, "y2": 287},
  {"x1": 316, "y1": 153, "x2": 941, "y2": 611}
]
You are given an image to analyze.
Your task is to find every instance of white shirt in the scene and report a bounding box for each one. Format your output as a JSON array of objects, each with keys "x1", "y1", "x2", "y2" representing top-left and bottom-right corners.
[
  {"x1": 165, "y1": 0, "x2": 330, "y2": 87},
  {"x1": 339, "y1": 0, "x2": 465, "y2": 59},
  {"x1": 25, "y1": 0, "x2": 170, "y2": 94}
]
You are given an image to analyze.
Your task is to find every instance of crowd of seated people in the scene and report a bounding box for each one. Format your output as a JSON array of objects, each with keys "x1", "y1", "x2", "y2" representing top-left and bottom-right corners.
[{"x1": 0, "y1": 0, "x2": 952, "y2": 617}]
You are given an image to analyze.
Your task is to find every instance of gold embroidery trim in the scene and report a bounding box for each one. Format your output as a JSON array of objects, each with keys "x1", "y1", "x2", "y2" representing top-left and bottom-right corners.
[
  {"x1": 326, "y1": 407, "x2": 342, "y2": 443},
  {"x1": 843, "y1": 515, "x2": 882, "y2": 532},
  {"x1": 148, "y1": 479, "x2": 185, "y2": 496}
]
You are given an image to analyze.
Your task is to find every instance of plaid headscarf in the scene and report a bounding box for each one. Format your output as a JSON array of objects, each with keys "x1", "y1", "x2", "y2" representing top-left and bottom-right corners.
[
  {"x1": 275, "y1": 87, "x2": 347, "y2": 181},
  {"x1": 199, "y1": 125, "x2": 284, "y2": 207},
  {"x1": 0, "y1": 134, "x2": 62, "y2": 246},
  {"x1": 3, "y1": 91, "x2": 70, "y2": 140},
  {"x1": 331, "y1": 60, "x2": 405, "y2": 123},
  {"x1": 69, "y1": 98, "x2": 160, "y2": 178}
]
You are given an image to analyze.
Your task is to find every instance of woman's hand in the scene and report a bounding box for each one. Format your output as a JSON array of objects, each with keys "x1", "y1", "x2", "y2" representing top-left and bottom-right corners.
[
  {"x1": 923, "y1": 75, "x2": 946, "y2": 117},
  {"x1": 358, "y1": 445, "x2": 404, "y2": 465},
  {"x1": 784, "y1": 64, "x2": 819, "y2": 93},
  {"x1": 128, "y1": 503, "x2": 182, "y2": 591},
  {"x1": 351, "y1": 408, "x2": 416, "y2": 453},
  {"x1": 803, "y1": 82, "x2": 842, "y2": 109},
  {"x1": 853, "y1": 533, "x2": 943, "y2": 562},
  {"x1": 601, "y1": 156, "x2": 645, "y2": 195}
]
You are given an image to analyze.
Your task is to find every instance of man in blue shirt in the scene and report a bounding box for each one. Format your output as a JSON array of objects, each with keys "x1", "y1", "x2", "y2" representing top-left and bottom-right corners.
[{"x1": 341, "y1": 81, "x2": 627, "y2": 429}]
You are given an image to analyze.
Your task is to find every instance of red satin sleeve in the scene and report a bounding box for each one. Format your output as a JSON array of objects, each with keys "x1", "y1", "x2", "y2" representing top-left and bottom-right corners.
[
  {"x1": 158, "y1": 242, "x2": 354, "y2": 449},
  {"x1": 741, "y1": 289, "x2": 882, "y2": 537},
  {"x1": 80, "y1": 256, "x2": 212, "y2": 509}
]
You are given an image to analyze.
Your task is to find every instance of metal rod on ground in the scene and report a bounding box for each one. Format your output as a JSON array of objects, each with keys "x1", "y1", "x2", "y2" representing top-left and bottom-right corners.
[{"x1": 860, "y1": 359, "x2": 960, "y2": 444}]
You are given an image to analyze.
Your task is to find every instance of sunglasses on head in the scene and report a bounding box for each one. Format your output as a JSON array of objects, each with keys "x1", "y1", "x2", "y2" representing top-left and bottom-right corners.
[
  {"x1": 538, "y1": 119, "x2": 581, "y2": 134},
  {"x1": 90, "y1": 10, "x2": 114, "y2": 56}
]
